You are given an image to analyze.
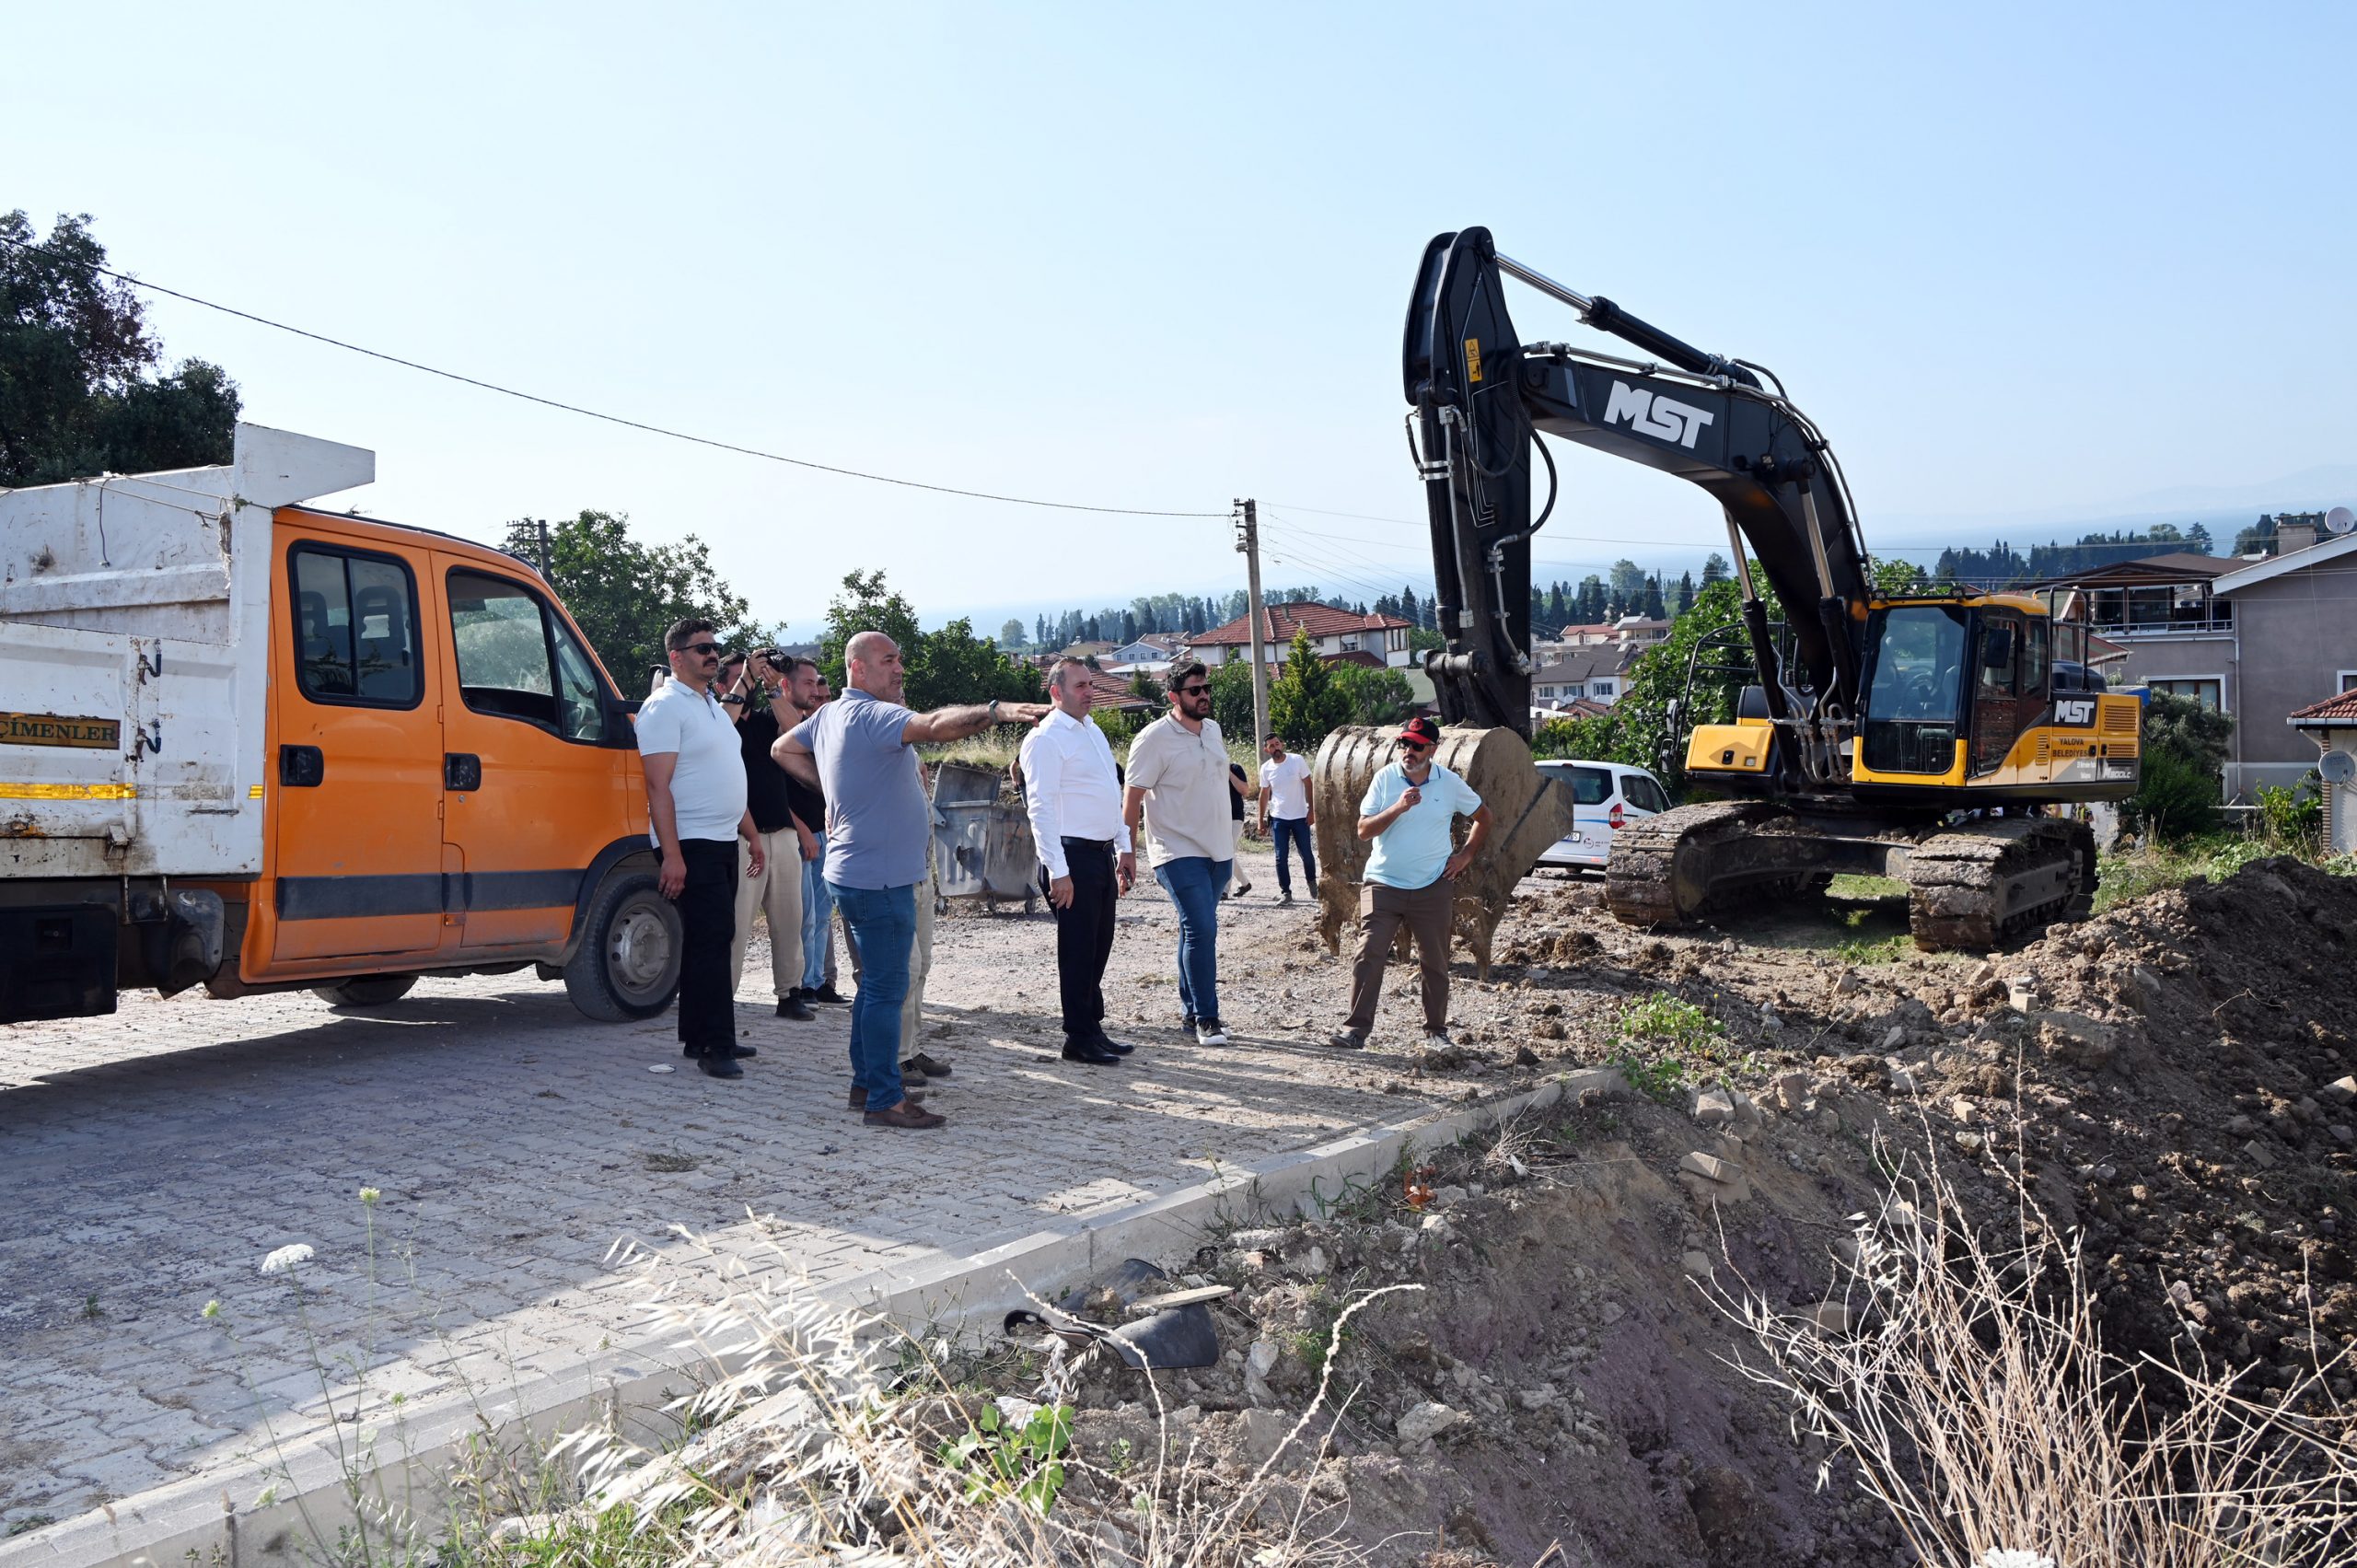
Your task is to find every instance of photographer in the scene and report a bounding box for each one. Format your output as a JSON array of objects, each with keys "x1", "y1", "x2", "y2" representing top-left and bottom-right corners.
[{"x1": 722, "y1": 649, "x2": 816, "y2": 1023}]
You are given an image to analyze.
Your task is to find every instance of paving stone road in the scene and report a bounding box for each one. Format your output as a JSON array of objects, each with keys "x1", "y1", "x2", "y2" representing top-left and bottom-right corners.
[{"x1": 0, "y1": 879, "x2": 1481, "y2": 1532}]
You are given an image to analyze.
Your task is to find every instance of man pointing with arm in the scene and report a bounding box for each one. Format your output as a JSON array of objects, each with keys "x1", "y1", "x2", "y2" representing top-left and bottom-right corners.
[{"x1": 772, "y1": 631, "x2": 1047, "y2": 1128}]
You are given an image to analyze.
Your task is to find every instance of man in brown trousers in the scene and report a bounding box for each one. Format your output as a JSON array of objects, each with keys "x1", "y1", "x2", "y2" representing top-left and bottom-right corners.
[{"x1": 1324, "y1": 715, "x2": 1492, "y2": 1051}]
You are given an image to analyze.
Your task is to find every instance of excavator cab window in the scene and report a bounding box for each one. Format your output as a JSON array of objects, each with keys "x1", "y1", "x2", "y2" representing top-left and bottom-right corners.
[
  {"x1": 1969, "y1": 611, "x2": 2026, "y2": 776},
  {"x1": 1860, "y1": 605, "x2": 1968, "y2": 774}
]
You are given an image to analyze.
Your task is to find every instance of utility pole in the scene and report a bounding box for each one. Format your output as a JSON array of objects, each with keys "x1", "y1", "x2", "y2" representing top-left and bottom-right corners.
[
  {"x1": 1235, "y1": 499, "x2": 1270, "y2": 749},
  {"x1": 534, "y1": 517, "x2": 552, "y2": 579}
]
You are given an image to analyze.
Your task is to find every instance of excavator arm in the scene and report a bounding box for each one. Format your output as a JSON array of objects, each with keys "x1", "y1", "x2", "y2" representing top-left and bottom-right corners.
[{"x1": 1404, "y1": 226, "x2": 1873, "y2": 740}]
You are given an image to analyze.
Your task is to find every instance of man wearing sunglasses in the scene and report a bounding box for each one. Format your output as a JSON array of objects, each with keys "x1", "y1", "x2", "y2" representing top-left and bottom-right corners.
[
  {"x1": 1326, "y1": 714, "x2": 1491, "y2": 1051},
  {"x1": 1123, "y1": 661, "x2": 1251, "y2": 1045},
  {"x1": 639, "y1": 619, "x2": 767, "y2": 1079}
]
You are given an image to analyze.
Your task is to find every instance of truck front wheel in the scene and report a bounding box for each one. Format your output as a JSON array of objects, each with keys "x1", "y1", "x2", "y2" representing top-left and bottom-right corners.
[{"x1": 563, "y1": 870, "x2": 681, "y2": 1021}]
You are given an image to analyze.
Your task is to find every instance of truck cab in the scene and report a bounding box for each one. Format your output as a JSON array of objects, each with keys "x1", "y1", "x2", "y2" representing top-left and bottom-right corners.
[{"x1": 1, "y1": 424, "x2": 681, "y2": 1025}]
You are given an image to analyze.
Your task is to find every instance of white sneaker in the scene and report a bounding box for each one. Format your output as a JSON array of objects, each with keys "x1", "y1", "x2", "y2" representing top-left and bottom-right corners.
[
  {"x1": 1422, "y1": 1028, "x2": 1454, "y2": 1049},
  {"x1": 1196, "y1": 1020, "x2": 1230, "y2": 1046}
]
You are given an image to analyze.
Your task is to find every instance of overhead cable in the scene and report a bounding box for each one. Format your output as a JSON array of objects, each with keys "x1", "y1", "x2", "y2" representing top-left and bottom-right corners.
[{"x1": 0, "y1": 232, "x2": 1227, "y2": 519}]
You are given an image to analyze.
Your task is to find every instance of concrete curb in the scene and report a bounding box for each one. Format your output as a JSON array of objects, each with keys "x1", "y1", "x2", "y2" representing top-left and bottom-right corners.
[{"x1": 4, "y1": 1068, "x2": 1625, "y2": 1568}]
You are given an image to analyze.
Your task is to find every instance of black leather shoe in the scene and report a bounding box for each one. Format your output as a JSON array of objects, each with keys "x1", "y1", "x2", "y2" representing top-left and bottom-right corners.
[
  {"x1": 1091, "y1": 1034, "x2": 1136, "y2": 1056},
  {"x1": 1061, "y1": 1040, "x2": 1121, "y2": 1066},
  {"x1": 729, "y1": 1042, "x2": 759, "y2": 1058},
  {"x1": 776, "y1": 996, "x2": 816, "y2": 1021},
  {"x1": 697, "y1": 1053, "x2": 744, "y2": 1079},
  {"x1": 813, "y1": 984, "x2": 849, "y2": 1005}
]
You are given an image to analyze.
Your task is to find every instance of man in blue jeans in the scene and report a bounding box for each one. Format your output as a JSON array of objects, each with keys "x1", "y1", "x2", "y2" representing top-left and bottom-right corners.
[
  {"x1": 1124, "y1": 662, "x2": 1252, "y2": 1045},
  {"x1": 774, "y1": 631, "x2": 1046, "y2": 1129},
  {"x1": 1255, "y1": 733, "x2": 1317, "y2": 904}
]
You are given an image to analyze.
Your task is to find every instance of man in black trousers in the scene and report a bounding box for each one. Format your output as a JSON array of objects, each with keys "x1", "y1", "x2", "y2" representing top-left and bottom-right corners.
[
  {"x1": 1018, "y1": 658, "x2": 1135, "y2": 1065},
  {"x1": 638, "y1": 619, "x2": 765, "y2": 1079}
]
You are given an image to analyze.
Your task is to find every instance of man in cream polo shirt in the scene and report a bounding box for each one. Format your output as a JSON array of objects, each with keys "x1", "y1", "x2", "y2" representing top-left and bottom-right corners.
[{"x1": 1122, "y1": 661, "x2": 1252, "y2": 1045}]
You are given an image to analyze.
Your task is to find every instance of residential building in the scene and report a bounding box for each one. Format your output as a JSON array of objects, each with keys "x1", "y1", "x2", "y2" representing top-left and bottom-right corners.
[
  {"x1": 1103, "y1": 636, "x2": 1174, "y2": 668},
  {"x1": 1531, "y1": 645, "x2": 1629, "y2": 708},
  {"x1": 2289, "y1": 690, "x2": 2357, "y2": 856},
  {"x1": 2042, "y1": 537, "x2": 2357, "y2": 797},
  {"x1": 1187, "y1": 602, "x2": 1414, "y2": 668}
]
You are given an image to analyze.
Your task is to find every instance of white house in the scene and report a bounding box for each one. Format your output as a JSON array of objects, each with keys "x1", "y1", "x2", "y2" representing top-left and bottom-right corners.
[{"x1": 1532, "y1": 645, "x2": 1630, "y2": 708}]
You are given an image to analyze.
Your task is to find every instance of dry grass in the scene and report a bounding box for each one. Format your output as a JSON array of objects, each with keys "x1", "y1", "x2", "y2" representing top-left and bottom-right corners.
[
  {"x1": 1709, "y1": 1138, "x2": 2355, "y2": 1567},
  {"x1": 527, "y1": 1225, "x2": 1415, "y2": 1566}
]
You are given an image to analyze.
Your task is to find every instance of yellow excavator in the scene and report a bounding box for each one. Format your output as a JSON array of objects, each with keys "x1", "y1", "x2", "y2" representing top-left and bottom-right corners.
[{"x1": 1311, "y1": 227, "x2": 2140, "y2": 953}]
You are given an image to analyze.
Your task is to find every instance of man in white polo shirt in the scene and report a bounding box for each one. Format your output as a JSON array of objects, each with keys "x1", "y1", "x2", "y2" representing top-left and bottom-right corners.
[
  {"x1": 637, "y1": 618, "x2": 765, "y2": 1079},
  {"x1": 1020, "y1": 657, "x2": 1138, "y2": 1067}
]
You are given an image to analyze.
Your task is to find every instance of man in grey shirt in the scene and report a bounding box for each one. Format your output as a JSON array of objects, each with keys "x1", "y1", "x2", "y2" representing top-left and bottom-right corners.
[{"x1": 774, "y1": 631, "x2": 1046, "y2": 1129}]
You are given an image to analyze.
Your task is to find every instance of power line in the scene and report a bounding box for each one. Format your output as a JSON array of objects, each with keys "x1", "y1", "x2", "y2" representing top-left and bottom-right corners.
[{"x1": 0, "y1": 231, "x2": 1227, "y2": 520}]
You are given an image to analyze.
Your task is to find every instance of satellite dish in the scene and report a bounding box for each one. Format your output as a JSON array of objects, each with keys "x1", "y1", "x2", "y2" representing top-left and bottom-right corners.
[
  {"x1": 2322, "y1": 749, "x2": 2355, "y2": 784},
  {"x1": 2326, "y1": 505, "x2": 2355, "y2": 536}
]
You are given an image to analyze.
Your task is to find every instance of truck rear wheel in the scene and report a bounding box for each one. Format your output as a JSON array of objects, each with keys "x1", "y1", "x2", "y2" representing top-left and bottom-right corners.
[
  {"x1": 314, "y1": 974, "x2": 420, "y2": 1007},
  {"x1": 563, "y1": 870, "x2": 681, "y2": 1021}
]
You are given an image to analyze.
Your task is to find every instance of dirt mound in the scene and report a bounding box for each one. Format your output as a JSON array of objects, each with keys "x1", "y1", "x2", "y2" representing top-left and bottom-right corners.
[{"x1": 985, "y1": 860, "x2": 2356, "y2": 1564}]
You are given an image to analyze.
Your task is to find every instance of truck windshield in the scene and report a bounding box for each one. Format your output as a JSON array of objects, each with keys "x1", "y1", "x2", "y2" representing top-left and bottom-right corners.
[{"x1": 1866, "y1": 606, "x2": 1968, "y2": 723}]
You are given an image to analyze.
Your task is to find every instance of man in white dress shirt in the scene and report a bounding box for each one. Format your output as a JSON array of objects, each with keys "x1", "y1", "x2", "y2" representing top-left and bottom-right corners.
[{"x1": 1020, "y1": 659, "x2": 1138, "y2": 1066}]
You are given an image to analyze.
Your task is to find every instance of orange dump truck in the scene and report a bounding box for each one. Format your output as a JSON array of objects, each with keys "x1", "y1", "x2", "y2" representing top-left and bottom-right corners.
[{"x1": 0, "y1": 424, "x2": 681, "y2": 1024}]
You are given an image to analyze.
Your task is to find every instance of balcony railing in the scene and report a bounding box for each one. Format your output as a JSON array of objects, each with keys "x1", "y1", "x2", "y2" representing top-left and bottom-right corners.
[{"x1": 2093, "y1": 616, "x2": 2235, "y2": 637}]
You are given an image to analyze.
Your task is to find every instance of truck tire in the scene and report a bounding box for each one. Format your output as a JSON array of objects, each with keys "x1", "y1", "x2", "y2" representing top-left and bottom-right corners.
[
  {"x1": 563, "y1": 870, "x2": 681, "y2": 1022},
  {"x1": 314, "y1": 974, "x2": 420, "y2": 1007}
]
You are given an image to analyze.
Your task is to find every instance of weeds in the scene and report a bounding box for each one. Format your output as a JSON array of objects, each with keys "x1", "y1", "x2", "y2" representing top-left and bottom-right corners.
[
  {"x1": 1711, "y1": 1137, "x2": 2356, "y2": 1567},
  {"x1": 1610, "y1": 993, "x2": 1751, "y2": 1101}
]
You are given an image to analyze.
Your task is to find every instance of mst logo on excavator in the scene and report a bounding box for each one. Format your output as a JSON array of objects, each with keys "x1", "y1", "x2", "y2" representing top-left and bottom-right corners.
[{"x1": 1604, "y1": 381, "x2": 1715, "y2": 449}]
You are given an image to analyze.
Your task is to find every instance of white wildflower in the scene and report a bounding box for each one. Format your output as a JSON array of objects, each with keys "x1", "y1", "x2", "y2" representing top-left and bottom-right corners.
[
  {"x1": 259, "y1": 1243, "x2": 314, "y2": 1275},
  {"x1": 1980, "y1": 1551, "x2": 2054, "y2": 1568}
]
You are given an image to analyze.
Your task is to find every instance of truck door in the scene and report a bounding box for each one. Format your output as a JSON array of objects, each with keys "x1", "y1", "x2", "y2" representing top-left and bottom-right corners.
[
  {"x1": 270, "y1": 540, "x2": 446, "y2": 961},
  {"x1": 436, "y1": 563, "x2": 634, "y2": 954}
]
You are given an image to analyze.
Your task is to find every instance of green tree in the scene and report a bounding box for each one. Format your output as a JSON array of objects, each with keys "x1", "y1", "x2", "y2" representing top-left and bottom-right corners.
[
  {"x1": 998, "y1": 618, "x2": 1025, "y2": 648},
  {"x1": 1532, "y1": 579, "x2": 1750, "y2": 791},
  {"x1": 1871, "y1": 556, "x2": 1930, "y2": 596},
  {"x1": 818, "y1": 569, "x2": 1040, "y2": 713},
  {"x1": 1206, "y1": 657, "x2": 1258, "y2": 738},
  {"x1": 505, "y1": 510, "x2": 778, "y2": 685},
  {"x1": 1331, "y1": 663, "x2": 1414, "y2": 726},
  {"x1": 1127, "y1": 669, "x2": 1164, "y2": 703},
  {"x1": 1266, "y1": 627, "x2": 1352, "y2": 745},
  {"x1": 2124, "y1": 691, "x2": 2232, "y2": 842},
  {"x1": 2, "y1": 210, "x2": 242, "y2": 486},
  {"x1": 1608, "y1": 558, "x2": 1648, "y2": 607}
]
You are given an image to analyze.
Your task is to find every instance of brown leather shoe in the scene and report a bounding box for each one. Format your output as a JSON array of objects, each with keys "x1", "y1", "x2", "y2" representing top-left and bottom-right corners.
[
  {"x1": 847, "y1": 1086, "x2": 926, "y2": 1111},
  {"x1": 863, "y1": 1101, "x2": 946, "y2": 1129}
]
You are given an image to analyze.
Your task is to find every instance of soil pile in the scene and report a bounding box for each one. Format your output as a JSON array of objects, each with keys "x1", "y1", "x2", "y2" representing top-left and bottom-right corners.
[{"x1": 950, "y1": 858, "x2": 2353, "y2": 1566}]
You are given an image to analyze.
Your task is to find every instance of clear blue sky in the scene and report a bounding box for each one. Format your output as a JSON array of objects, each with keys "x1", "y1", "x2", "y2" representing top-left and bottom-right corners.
[{"x1": 11, "y1": 2, "x2": 2353, "y2": 633}]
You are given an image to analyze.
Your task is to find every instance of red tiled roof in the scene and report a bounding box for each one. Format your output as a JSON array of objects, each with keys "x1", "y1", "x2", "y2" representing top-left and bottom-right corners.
[
  {"x1": 1085, "y1": 670, "x2": 1157, "y2": 711},
  {"x1": 1190, "y1": 601, "x2": 1411, "y2": 647},
  {"x1": 1321, "y1": 650, "x2": 1387, "y2": 670},
  {"x1": 2288, "y1": 689, "x2": 2357, "y2": 725}
]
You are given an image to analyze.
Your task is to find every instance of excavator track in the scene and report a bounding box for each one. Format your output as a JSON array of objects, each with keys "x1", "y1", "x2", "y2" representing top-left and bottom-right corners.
[
  {"x1": 1604, "y1": 800, "x2": 1814, "y2": 927},
  {"x1": 1903, "y1": 818, "x2": 2096, "y2": 951}
]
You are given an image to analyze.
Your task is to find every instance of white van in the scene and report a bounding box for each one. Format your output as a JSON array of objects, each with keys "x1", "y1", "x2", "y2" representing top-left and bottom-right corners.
[{"x1": 1533, "y1": 760, "x2": 1671, "y2": 871}]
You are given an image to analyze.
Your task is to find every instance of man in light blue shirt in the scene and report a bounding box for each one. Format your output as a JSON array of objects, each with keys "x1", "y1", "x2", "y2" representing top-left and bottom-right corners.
[{"x1": 1326, "y1": 715, "x2": 1492, "y2": 1051}]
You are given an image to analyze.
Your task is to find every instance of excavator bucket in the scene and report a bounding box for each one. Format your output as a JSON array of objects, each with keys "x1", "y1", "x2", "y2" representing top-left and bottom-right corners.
[{"x1": 1308, "y1": 726, "x2": 1576, "y2": 977}]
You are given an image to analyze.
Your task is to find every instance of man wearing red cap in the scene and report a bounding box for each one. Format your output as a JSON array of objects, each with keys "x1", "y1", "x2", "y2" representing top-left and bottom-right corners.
[{"x1": 1325, "y1": 715, "x2": 1492, "y2": 1051}]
